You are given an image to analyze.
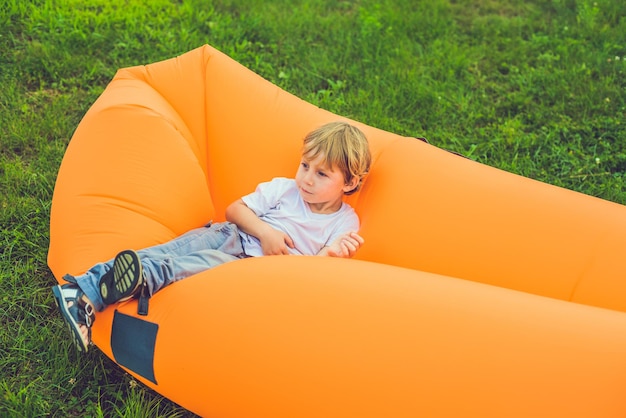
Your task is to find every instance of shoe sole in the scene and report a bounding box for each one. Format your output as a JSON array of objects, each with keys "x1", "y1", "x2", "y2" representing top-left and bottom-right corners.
[{"x1": 100, "y1": 250, "x2": 144, "y2": 304}]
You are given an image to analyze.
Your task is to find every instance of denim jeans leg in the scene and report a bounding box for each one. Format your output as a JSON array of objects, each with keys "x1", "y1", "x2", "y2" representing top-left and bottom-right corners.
[
  {"x1": 141, "y1": 249, "x2": 239, "y2": 296},
  {"x1": 135, "y1": 222, "x2": 245, "y2": 296},
  {"x1": 72, "y1": 223, "x2": 244, "y2": 311}
]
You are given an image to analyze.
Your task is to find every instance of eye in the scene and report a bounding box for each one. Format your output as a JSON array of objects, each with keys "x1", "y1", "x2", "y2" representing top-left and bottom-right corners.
[
  {"x1": 317, "y1": 171, "x2": 327, "y2": 177},
  {"x1": 301, "y1": 162, "x2": 309, "y2": 169}
]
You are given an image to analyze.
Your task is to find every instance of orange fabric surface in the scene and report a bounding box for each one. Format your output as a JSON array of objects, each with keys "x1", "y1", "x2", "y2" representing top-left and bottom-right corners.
[{"x1": 49, "y1": 45, "x2": 626, "y2": 417}]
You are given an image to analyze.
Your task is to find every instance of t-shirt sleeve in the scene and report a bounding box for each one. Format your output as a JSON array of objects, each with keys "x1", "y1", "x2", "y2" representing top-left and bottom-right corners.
[{"x1": 241, "y1": 177, "x2": 290, "y2": 216}]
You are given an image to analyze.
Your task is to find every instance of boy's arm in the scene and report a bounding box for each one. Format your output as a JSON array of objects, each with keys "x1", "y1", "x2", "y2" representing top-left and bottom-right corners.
[
  {"x1": 225, "y1": 199, "x2": 295, "y2": 255},
  {"x1": 317, "y1": 232, "x2": 364, "y2": 258}
]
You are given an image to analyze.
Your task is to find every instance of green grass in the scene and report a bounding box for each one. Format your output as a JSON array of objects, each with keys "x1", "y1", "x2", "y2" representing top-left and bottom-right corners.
[{"x1": 1, "y1": 0, "x2": 625, "y2": 416}]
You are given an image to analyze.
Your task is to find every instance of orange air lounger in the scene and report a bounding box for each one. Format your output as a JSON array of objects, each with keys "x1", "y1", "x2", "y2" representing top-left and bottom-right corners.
[{"x1": 48, "y1": 45, "x2": 626, "y2": 417}]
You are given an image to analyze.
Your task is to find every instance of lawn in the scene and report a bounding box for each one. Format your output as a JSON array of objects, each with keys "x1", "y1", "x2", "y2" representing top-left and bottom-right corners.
[{"x1": 1, "y1": 0, "x2": 625, "y2": 416}]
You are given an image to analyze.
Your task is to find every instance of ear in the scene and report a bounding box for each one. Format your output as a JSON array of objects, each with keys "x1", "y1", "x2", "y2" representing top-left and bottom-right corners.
[{"x1": 343, "y1": 176, "x2": 360, "y2": 193}]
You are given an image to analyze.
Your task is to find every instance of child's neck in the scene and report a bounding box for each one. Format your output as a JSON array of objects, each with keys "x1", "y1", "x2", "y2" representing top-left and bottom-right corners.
[{"x1": 306, "y1": 200, "x2": 342, "y2": 214}]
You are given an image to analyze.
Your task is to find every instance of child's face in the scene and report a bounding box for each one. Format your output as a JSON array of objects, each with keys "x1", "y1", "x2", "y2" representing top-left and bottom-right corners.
[{"x1": 295, "y1": 153, "x2": 357, "y2": 214}]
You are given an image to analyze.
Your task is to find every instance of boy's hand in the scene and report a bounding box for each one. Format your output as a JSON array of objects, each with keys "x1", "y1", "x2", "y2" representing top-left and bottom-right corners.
[
  {"x1": 259, "y1": 228, "x2": 295, "y2": 255},
  {"x1": 323, "y1": 232, "x2": 364, "y2": 258},
  {"x1": 226, "y1": 199, "x2": 295, "y2": 255}
]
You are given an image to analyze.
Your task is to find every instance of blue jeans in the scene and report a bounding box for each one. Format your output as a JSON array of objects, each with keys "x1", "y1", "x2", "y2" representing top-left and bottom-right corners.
[{"x1": 72, "y1": 222, "x2": 247, "y2": 311}]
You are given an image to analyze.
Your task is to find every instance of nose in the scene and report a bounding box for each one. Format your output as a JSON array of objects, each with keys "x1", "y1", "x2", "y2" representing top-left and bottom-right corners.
[{"x1": 304, "y1": 170, "x2": 314, "y2": 185}]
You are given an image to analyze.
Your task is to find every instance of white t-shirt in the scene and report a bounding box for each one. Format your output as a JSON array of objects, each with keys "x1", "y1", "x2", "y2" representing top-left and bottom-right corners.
[{"x1": 239, "y1": 177, "x2": 359, "y2": 256}]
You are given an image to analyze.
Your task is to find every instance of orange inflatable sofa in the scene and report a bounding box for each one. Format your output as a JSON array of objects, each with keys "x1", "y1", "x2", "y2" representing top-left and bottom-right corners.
[{"x1": 48, "y1": 45, "x2": 626, "y2": 417}]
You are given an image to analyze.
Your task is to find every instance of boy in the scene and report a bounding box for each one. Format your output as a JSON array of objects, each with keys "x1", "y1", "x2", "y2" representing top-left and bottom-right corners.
[{"x1": 52, "y1": 121, "x2": 372, "y2": 352}]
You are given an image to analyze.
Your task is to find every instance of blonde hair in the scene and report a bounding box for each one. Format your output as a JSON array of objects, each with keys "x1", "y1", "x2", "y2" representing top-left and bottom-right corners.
[{"x1": 302, "y1": 121, "x2": 371, "y2": 195}]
